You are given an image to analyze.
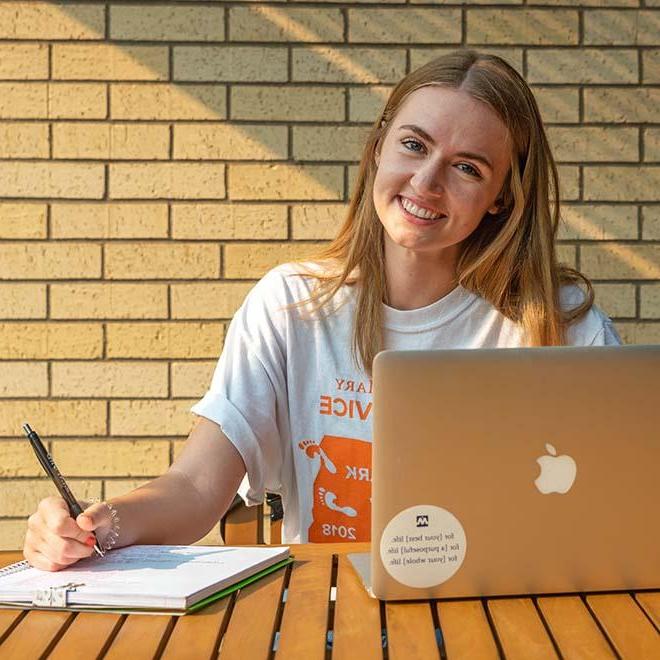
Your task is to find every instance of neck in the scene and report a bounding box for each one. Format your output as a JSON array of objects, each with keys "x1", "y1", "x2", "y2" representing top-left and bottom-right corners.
[{"x1": 384, "y1": 238, "x2": 459, "y2": 310}]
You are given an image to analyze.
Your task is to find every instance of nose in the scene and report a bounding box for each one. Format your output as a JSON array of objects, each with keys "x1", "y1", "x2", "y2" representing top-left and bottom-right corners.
[{"x1": 410, "y1": 159, "x2": 445, "y2": 198}]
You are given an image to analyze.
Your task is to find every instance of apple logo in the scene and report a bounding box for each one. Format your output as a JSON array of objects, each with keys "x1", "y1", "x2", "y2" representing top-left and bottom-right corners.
[{"x1": 534, "y1": 443, "x2": 577, "y2": 494}]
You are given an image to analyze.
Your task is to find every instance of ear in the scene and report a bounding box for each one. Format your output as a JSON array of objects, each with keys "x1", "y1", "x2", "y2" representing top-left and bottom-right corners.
[{"x1": 487, "y1": 201, "x2": 500, "y2": 215}]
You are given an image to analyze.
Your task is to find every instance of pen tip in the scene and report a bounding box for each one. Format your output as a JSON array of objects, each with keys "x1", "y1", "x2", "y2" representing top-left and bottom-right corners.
[{"x1": 22, "y1": 423, "x2": 32, "y2": 435}]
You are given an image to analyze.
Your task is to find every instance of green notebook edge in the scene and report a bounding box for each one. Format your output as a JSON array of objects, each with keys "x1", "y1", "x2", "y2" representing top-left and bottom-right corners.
[{"x1": 186, "y1": 556, "x2": 295, "y2": 613}]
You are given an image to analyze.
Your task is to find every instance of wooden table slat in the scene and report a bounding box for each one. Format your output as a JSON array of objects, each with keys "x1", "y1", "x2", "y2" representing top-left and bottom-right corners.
[
  {"x1": 635, "y1": 592, "x2": 660, "y2": 630},
  {"x1": 160, "y1": 597, "x2": 231, "y2": 660},
  {"x1": 587, "y1": 594, "x2": 660, "y2": 659},
  {"x1": 102, "y1": 613, "x2": 175, "y2": 660},
  {"x1": 0, "y1": 610, "x2": 24, "y2": 644},
  {"x1": 332, "y1": 556, "x2": 382, "y2": 660},
  {"x1": 537, "y1": 596, "x2": 616, "y2": 660},
  {"x1": 216, "y1": 567, "x2": 286, "y2": 659},
  {"x1": 0, "y1": 610, "x2": 72, "y2": 660},
  {"x1": 48, "y1": 612, "x2": 123, "y2": 660},
  {"x1": 386, "y1": 602, "x2": 439, "y2": 660},
  {"x1": 435, "y1": 600, "x2": 499, "y2": 659},
  {"x1": 276, "y1": 553, "x2": 333, "y2": 660},
  {"x1": 487, "y1": 598, "x2": 558, "y2": 660}
]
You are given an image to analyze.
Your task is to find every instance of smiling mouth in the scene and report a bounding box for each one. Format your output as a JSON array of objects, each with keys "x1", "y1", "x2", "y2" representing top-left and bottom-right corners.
[{"x1": 397, "y1": 196, "x2": 447, "y2": 222}]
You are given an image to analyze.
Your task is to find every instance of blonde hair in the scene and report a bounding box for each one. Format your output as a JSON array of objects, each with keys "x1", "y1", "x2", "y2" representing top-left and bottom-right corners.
[{"x1": 296, "y1": 49, "x2": 594, "y2": 373}]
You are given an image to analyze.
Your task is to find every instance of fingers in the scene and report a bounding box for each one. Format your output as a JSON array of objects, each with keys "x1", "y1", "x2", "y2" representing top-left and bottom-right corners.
[{"x1": 76, "y1": 501, "x2": 111, "y2": 533}]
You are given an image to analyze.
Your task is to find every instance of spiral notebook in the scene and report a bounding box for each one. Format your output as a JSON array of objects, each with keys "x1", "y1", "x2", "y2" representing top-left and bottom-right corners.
[{"x1": 0, "y1": 545, "x2": 291, "y2": 615}]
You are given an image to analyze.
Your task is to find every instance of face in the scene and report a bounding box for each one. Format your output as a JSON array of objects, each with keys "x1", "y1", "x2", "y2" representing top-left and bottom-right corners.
[{"x1": 373, "y1": 85, "x2": 512, "y2": 263}]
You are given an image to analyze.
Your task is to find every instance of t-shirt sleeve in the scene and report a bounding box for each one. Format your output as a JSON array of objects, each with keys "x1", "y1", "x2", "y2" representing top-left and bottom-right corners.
[
  {"x1": 190, "y1": 268, "x2": 289, "y2": 506},
  {"x1": 561, "y1": 285, "x2": 623, "y2": 347}
]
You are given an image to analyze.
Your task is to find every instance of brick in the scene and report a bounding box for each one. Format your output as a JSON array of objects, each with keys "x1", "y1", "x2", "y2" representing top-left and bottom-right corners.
[
  {"x1": 348, "y1": 164, "x2": 359, "y2": 198},
  {"x1": 107, "y1": 323, "x2": 223, "y2": 359},
  {"x1": 172, "y1": 203, "x2": 287, "y2": 240},
  {"x1": 0, "y1": 479, "x2": 100, "y2": 517},
  {"x1": 410, "y1": 47, "x2": 523, "y2": 75},
  {"x1": 581, "y1": 244, "x2": 660, "y2": 280},
  {"x1": 110, "y1": 400, "x2": 198, "y2": 436},
  {"x1": 411, "y1": 0, "x2": 521, "y2": 3},
  {"x1": 292, "y1": 47, "x2": 406, "y2": 83},
  {"x1": 556, "y1": 244, "x2": 576, "y2": 268},
  {"x1": 292, "y1": 203, "x2": 349, "y2": 239},
  {"x1": 584, "y1": 10, "x2": 659, "y2": 45},
  {"x1": 616, "y1": 322, "x2": 660, "y2": 345},
  {"x1": 110, "y1": 163, "x2": 225, "y2": 200},
  {"x1": 0, "y1": 2, "x2": 104, "y2": 39},
  {"x1": 51, "y1": 203, "x2": 168, "y2": 239},
  {"x1": 53, "y1": 44, "x2": 169, "y2": 81},
  {"x1": 229, "y1": 164, "x2": 343, "y2": 200},
  {"x1": 0, "y1": 521, "x2": 27, "y2": 551},
  {"x1": 643, "y1": 49, "x2": 660, "y2": 84},
  {"x1": 172, "y1": 361, "x2": 217, "y2": 397},
  {"x1": 584, "y1": 167, "x2": 660, "y2": 202},
  {"x1": 0, "y1": 362, "x2": 48, "y2": 397},
  {"x1": 225, "y1": 242, "x2": 325, "y2": 278},
  {"x1": 585, "y1": 88, "x2": 660, "y2": 123},
  {"x1": 111, "y1": 84, "x2": 226, "y2": 120},
  {"x1": 644, "y1": 129, "x2": 660, "y2": 162},
  {"x1": 349, "y1": 8, "x2": 461, "y2": 44},
  {"x1": 230, "y1": 6, "x2": 343, "y2": 42},
  {"x1": 49, "y1": 83, "x2": 107, "y2": 119},
  {"x1": 174, "y1": 124, "x2": 287, "y2": 160},
  {"x1": 547, "y1": 127, "x2": 638, "y2": 163},
  {"x1": 171, "y1": 282, "x2": 255, "y2": 319},
  {"x1": 528, "y1": 0, "x2": 637, "y2": 5},
  {"x1": 0, "y1": 44, "x2": 48, "y2": 79},
  {"x1": 532, "y1": 87, "x2": 580, "y2": 124},
  {"x1": 349, "y1": 86, "x2": 392, "y2": 123},
  {"x1": 0, "y1": 284, "x2": 46, "y2": 319},
  {"x1": 642, "y1": 206, "x2": 660, "y2": 240},
  {"x1": 105, "y1": 243, "x2": 220, "y2": 280},
  {"x1": 104, "y1": 479, "x2": 149, "y2": 500},
  {"x1": 51, "y1": 283, "x2": 168, "y2": 320},
  {"x1": 0, "y1": 163, "x2": 104, "y2": 199},
  {"x1": 0, "y1": 122, "x2": 48, "y2": 158},
  {"x1": 0, "y1": 82, "x2": 47, "y2": 118},
  {"x1": 0, "y1": 323, "x2": 102, "y2": 359},
  {"x1": 558, "y1": 205, "x2": 638, "y2": 240},
  {"x1": 110, "y1": 5, "x2": 224, "y2": 41},
  {"x1": 640, "y1": 285, "x2": 660, "y2": 319},
  {"x1": 468, "y1": 9, "x2": 577, "y2": 45},
  {"x1": 53, "y1": 124, "x2": 170, "y2": 160},
  {"x1": 0, "y1": 243, "x2": 101, "y2": 280},
  {"x1": 174, "y1": 46, "x2": 288, "y2": 82},
  {"x1": 231, "y1": 85, "x2": 344, "y2": 121},
  {"x1": 527, "y1": 49, "x2": 637, "y2": 84},
  {"x1": 0, "y1": 203, "x2": 47, "y2": 239},
  {"x1": 593, "y1": 283, "x2": 636, "y2": 318},
  {"x1": 558, "y1": 166, "x2": 579, "y2": 201},
  {"x1": 52, "y1": 440, "x2": 170, "y2": 476},
  {"x1": 0, "y1": 440, "x2": 42, "y2": 477},
  {"x1": 0, "y1": 400, "x2": 106, "y2": 437},
  {"x1": 293, "y1": 125, "x2": 370, "y2": 161},
  {"x1": 52, "y1": 362, "x2": 168, "y2": 398}
]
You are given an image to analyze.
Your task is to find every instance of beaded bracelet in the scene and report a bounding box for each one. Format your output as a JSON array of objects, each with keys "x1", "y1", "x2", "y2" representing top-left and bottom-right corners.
[{"x1": 80, "y1": 499, "x2": 121, "y2": 552}]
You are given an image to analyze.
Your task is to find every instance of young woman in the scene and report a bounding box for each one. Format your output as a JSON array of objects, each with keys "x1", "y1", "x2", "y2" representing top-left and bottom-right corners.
[{"x1": 24, "y1": 50, "x2": 620, "y2": 570}]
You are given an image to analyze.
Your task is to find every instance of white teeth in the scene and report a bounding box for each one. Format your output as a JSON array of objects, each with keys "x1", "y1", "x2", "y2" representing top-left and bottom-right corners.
[{"x1": 400, "y1": 197, "x2": 444, "y2": 220}]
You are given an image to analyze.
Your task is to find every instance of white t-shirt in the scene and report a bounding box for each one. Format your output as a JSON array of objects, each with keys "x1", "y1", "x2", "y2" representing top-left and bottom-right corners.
[{"x1": 191, "y1": 263, "x2": 621, "y2": 543}]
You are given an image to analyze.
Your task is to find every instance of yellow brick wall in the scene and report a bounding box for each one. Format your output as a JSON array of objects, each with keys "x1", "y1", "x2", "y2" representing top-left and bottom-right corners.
[{"x1": 0, "y1": 1, "x2": 658, "y2": 550}]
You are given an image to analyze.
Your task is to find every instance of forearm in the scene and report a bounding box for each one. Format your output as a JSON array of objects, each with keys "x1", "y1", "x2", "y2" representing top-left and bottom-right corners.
[{"x1": 107, "y1": 470, "x2": 221, "y2": 547}]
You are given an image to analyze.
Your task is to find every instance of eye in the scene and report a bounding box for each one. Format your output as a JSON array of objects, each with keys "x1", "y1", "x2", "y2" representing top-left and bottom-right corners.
[
  {"x1": 456, "y1": 163, "x2": 481, "y2": 178},
  {"x1": 401, "y1": 138, "x2": 425, "y2": 153}
]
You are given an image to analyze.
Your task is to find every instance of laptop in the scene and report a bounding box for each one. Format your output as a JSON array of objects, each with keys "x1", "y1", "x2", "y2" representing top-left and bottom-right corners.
[{"x1": 349, "y1": 345, "x2": 660, "y2": 600}]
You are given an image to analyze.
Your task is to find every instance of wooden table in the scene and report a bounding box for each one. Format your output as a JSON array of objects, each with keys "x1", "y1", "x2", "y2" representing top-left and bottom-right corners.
[{"x1": 1, "y1": 545, "x2": 658, "y2": 659}]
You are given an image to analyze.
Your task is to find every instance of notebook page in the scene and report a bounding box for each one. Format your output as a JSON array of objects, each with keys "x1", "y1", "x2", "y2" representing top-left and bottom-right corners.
[{"x1": 0, "y1": 545, "x2": 289, "y2": 609}]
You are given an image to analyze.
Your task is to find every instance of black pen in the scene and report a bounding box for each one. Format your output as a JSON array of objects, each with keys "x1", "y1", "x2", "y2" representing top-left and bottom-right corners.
[{"x1": 22, "y1": 423, "x2": 105, "y2": 558}]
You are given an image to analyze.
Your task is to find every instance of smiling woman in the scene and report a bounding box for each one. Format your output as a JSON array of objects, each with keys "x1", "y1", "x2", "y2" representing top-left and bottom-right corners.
[{"x1": 24, "y1": 50, "x2": 622, "y2": 564}]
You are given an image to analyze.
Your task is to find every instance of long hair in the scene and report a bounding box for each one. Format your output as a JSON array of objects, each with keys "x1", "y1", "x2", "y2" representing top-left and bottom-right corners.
[{"x1": 296, "y1": 49, "x2": 594, "y2": 373}]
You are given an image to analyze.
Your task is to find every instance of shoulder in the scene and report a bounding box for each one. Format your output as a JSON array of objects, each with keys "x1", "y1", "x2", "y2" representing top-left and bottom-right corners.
[{"x1": 560, "y1": 284, "x2": 622, "y2": 346}]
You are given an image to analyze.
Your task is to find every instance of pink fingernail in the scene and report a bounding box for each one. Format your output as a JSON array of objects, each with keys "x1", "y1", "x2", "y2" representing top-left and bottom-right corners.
[{"x1": 85, "y1": 536, "x2": 96, "y2": 547}]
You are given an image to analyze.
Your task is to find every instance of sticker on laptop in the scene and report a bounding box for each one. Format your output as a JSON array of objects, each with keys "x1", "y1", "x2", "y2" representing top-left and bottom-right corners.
[{"x1": 379, "y1": 505, "x2": 466, "y2": 588}]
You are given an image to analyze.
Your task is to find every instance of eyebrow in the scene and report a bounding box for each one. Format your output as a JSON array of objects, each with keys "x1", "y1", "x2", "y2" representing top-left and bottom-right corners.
[{"x1": 398, "y1": 124, "x2": 494, "y2": 171}]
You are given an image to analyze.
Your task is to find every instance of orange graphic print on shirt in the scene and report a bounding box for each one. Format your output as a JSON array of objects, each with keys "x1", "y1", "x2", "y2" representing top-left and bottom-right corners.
[{"x1": 299, "y1": 435, "x2": 372, "y2": 542}]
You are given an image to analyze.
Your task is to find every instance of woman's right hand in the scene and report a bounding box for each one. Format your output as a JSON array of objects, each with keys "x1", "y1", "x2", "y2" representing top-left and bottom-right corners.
[{"x1": 23, "y1": 497, "x2": 112, "y2": 571}]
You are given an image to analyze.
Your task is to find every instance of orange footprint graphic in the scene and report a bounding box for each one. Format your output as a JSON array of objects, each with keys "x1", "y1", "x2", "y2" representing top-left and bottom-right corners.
[{"x1": 298, "y1": 439, "x2": 337, "y2": 474}]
